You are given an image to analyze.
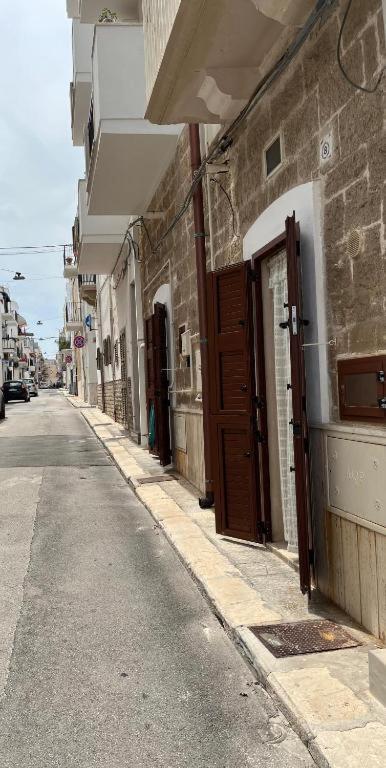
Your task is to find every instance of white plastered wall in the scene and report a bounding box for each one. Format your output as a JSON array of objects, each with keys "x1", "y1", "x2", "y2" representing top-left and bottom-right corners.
[{"x1": 243, "y1": 180, "x2": 329, "y2": 425}]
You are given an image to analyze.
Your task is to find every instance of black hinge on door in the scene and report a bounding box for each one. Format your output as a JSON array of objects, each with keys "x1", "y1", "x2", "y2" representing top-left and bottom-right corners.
[
  {"x1": 290, "y1": 419, "x2": 302, "y2": 437},
  {"x1": 253, "y1": 395, "x2": 265, "y2": 409},
  {"x1": 256, "y1": 430, "x2": 266, "y2": 444},
  {"x1": 309, "y1": 548, "x2": 315, "y2": 567},
  {"x1": 377, "y1": 371, "x2": 385, "y2": 382},
  {"x1": 378, "y1": 397, "x2": 386, "y2": 409},
  {"x1": 257, "y1": 520, "x2": 269, "y2": 537}
]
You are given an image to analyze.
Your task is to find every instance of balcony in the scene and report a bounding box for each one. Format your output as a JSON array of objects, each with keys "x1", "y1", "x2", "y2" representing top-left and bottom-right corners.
[
  {"x1": 70, "y1": 20, "x2": 94, "y2": 146},
  {"x1": 64, "y1": 302, "x2": 83, "y2": 333},
  {"x1": 63, "y1": 246, "x2": 78, "y2": 278},
  {"x1": 2, "y1": 338, "x2": 16, "y2": 352},
  {"x1": 78, "y1": 1, "x2": 140, "y2": 23},
  {"x1": 143, "y1": 0, "x2": 315, "y2": 124},
  {"x1": 86, "y1": 23, "x2": 181, "y2": 216},
  {"x1": 77, "y1": 179, "x2": 129, "y2": 273},
  {"x1": 78, "y1": 274, "x2": 97, "y2": 304}
]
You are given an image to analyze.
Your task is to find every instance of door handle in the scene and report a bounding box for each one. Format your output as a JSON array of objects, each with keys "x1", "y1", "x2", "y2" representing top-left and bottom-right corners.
[
  {"x1": 244, "y1": 451, "x2": 251, "y2": 458},
  {"x1": 240, "y1": 384, "x2": 247, "y2": 391}
]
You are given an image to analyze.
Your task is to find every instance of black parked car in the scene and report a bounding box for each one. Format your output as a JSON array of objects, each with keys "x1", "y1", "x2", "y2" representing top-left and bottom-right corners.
[
  {"x1": 0, "y1": 388, "x2": 5, "y2": 419},
  {"x1": 2, "y1": 380, "x2": 30, "y2": 403}
]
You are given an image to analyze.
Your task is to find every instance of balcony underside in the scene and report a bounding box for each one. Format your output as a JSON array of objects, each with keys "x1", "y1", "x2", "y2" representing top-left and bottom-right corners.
[
  {"x1": 79, "y1": 283, "x2": 97, "y2": 304},
  {"x1": 145, "y1": 0, "x2": 315, "y2": 124},
  {"x1": 78, "y1": 237, "x2": 125, "y2": 274},
  {"x1": 72, "y1": 78, "x2": 92, "y2": 146},
  {"x1": 64, "y1": 321, "x2": 83, "y2": 333},
  {"x1": 87, "y1": 122, "x2": 180, "y2": 216}
]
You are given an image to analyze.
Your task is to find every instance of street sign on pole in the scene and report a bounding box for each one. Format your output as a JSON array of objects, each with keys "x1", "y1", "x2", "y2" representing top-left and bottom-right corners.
[{"x1": 74, "y1": 335, "x2": 85, "y2": 349}]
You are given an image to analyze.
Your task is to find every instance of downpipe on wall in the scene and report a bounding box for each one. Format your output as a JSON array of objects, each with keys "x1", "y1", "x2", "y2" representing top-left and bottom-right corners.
[{"x1": 189, "y1": 124, "x2": 214, "y2": 509}]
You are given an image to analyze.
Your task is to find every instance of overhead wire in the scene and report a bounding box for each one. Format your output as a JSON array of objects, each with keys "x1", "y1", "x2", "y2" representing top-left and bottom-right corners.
[
  {"x1": 337, "y1": 0, "x2": 384, "y2": 93},
  {"x1": 210, "y1": 177, "x2": 240, "y2": 239}
]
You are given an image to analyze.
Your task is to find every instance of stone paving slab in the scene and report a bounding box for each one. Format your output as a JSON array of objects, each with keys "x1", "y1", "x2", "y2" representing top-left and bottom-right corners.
[{"x1": 65, "y1": 395, "x2": 386, "y2": 768}]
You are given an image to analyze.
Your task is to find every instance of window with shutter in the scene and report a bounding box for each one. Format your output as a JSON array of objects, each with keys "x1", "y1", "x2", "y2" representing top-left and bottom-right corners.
[{"x1": 338, "y1": 356, "x2": 385, "y2": 421}]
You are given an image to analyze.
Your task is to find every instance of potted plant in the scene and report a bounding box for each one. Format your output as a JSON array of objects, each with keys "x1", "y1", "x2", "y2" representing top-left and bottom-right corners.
[{"x1": 99, "y1": 8, "x2": 118, "y2": 22}]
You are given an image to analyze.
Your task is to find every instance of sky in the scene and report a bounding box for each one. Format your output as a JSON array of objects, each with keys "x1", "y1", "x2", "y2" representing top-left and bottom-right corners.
[{"x1": 0, "y1": 0, "x2": 83, "y2": 358}]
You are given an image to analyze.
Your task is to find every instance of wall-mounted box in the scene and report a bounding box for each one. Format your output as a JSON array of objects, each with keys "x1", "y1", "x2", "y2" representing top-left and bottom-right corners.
[{"x1": 327, "y1": 432, "x2": 386, "y2": 531}]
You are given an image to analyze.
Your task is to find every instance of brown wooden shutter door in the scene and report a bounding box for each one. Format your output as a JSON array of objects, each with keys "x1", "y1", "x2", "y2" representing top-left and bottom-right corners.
[
  {"x1": 286, "y1": 213, "x2": 313, "y2": 595},
  {"x1": 153, "y1": 302, "x2": 171, "y2": 466},
  {"x1": 145, "y1": 304, "x2": 171, "y2": 466},
  {"x1": 207, "y1": 263, "x2": 262, "y2": 542}
]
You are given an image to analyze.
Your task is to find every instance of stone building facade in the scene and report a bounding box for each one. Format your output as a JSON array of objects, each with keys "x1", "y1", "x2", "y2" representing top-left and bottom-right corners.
[{"x1": 137, "y1": 0, "x2": 386, "y2": 637}]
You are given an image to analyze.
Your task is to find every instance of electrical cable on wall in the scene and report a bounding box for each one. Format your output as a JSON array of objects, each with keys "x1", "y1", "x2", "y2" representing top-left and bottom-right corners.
[
  {"x1": 337, "y1": 0, "x2": 384, "y2": 93},
  {"x1": 210, "y1": 177, "x2": 240, "y2": 239}
]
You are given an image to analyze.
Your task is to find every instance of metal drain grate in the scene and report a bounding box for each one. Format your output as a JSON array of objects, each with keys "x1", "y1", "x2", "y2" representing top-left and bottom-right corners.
[{"x1": 249, "y1": 620, "x2": 360, "y2": 658}]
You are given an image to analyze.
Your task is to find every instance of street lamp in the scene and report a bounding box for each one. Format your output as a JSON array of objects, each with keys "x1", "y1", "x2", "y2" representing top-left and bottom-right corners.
[{"x1": 13, "y1": 272, "x2": 25, "y2": 281}]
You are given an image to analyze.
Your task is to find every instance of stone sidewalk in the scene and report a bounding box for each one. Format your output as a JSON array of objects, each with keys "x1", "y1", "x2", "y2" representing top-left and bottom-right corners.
[{"x1": 66, "y1": 395, "x2": 386, "y2": 768}]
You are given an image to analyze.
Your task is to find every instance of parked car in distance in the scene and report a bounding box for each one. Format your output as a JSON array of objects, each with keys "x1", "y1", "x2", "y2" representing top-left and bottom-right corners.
[
  {"x1": 0, "y1": 388, "x2": 5, "y2": 419},
  {"x1": 2, "y1": 381, "x2": 30, "y2": 403},
  {"x1": 23, "y1": 378, "x2": 39, "y2": 397}
]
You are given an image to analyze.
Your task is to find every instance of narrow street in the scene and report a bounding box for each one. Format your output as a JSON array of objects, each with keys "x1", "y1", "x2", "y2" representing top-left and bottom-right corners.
[{"x1": 0, "y1": 392, "x2": 315, "y2": 768}]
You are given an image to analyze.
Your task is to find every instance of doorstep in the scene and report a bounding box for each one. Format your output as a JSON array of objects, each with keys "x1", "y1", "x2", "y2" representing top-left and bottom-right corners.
[{"x1": 66, "y1": 394, "x2": 386, "y2": 768}]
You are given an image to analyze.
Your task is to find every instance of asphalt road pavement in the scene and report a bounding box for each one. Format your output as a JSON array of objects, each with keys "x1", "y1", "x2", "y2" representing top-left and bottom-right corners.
[{"x1": 0, "y1": 392, "x2": 315, "y2": 767}]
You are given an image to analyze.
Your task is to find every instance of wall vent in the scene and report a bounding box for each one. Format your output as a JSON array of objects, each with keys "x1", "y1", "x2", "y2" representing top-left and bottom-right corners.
[{"x1": 265, "y1": 136, "x2": 281, "y2": 178}]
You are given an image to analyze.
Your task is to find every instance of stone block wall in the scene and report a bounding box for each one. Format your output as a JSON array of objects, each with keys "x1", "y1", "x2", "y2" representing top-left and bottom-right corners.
[{"x1": 97, "y1": 378, "x2": 133, "y2": 428}]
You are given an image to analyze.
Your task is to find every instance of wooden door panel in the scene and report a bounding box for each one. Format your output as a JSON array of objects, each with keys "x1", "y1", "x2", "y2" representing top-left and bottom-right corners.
[
  {"x1": 212, "y1": 416, "x2": 258, "y2": 540},
  {"x1": 145, "y1": 304, "x2": 171, "y2": 466},
  {"x1": 219, "y1": 351, "x2": 250, "y2": 411},
  {"x1": 286, "y1": 213, "x2": 312, "y2": 595},
  {"x1": 209, "y1": 264, "x2": 255, "y2": 416},
  {"x1": 207, "y1": 263, "x2": 262, "y2": 542}
]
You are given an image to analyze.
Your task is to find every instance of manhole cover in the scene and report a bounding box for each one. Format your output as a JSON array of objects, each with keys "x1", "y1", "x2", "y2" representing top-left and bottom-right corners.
[{"x1": 249, "y1": 620, "x2": 360, "y2": 658}]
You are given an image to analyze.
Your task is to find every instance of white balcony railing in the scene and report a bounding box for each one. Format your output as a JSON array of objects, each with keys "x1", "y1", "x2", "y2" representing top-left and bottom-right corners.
[
  {"x1": 64, "y1": 302, "x2": 83, "y2": 333},
  {"x1": 2, "y1": 338, "x2": 16, "y2": 352}
]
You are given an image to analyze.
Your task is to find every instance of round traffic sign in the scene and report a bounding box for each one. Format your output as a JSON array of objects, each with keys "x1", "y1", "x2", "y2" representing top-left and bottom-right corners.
[{"x1": 74, "y1": 335, "x2": 85, "y2": 349}]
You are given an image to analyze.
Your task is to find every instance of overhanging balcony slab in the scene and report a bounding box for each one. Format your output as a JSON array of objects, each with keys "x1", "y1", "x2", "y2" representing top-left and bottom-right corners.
[
  {"x1": 67, "y1": 0, "x2": 79, "y2": 18},
  {"x1": 87, "y1": 123, "x2": 180, "y2": 215},
  {"x1": 71, "y1": 20, "x2": 93, "y2": 146},
  {"x1": 71, "y1": 78, "x2": 92, "y2": 145},
  {"x1": 143, "y1": 0, "x2": 315, "y2": 124},
  {"x1": 87, "y1": 23, "x2": 181, "y2": 216},
  {"x1": 77, "y1": 179, "x2": 130, "y2": 273},
  {"x1": 79, "y1": 0, "x2": 140, "y2": 23}
]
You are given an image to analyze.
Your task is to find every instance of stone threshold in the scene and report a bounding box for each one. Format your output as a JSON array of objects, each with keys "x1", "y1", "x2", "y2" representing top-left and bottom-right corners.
[{"x1": 66, "y1": 394, "x2": 386, "y2": 768}]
